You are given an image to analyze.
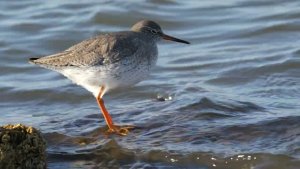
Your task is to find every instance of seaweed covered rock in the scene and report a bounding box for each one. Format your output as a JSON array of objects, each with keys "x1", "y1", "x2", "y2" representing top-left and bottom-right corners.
[{"x1": 0, "y1": 124, "x2": 46, "y2": 169}]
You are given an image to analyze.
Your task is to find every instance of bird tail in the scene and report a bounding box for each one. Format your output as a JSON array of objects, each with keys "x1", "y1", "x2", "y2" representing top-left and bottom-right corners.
[{"x1": 28, "y1": 57, "x2": 39, "y2": 64}]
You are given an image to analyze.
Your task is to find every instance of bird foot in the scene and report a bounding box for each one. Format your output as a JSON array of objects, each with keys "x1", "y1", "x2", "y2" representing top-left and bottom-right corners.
[{"x1": 106, "y1": 125, "x2": 135, "y2": 136}]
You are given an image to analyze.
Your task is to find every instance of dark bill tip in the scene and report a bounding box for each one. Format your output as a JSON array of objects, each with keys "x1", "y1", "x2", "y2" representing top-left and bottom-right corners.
[{"x1": 161, "y1": 34, "x2": 190, "y2": 44}]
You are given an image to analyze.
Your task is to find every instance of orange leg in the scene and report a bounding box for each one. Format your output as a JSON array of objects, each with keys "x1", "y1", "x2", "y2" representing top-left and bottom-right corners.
[
  {"x1": 96, "y1": 86, "x2": 134, "y2": 136},
  {"x1": 96, "y1": 86, "x2": 115, "y2": 130}
]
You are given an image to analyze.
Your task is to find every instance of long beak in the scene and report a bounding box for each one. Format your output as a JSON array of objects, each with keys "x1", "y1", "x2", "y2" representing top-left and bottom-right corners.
[{"x1": 161, "y1": 33, "x2": 190, "y2": 44}]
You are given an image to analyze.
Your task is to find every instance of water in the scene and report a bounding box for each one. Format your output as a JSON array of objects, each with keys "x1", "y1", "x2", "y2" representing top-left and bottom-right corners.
[{"x1": 0, "y1": 0, "x2": 300, "y2": 168}]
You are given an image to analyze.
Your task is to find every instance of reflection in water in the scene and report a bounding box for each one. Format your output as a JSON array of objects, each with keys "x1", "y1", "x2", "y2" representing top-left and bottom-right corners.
[{"x1": 0, "y1": 0, "x2": 300, "y2": 168}]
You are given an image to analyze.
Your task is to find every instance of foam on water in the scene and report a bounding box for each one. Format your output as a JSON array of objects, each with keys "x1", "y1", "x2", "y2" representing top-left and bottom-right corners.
[{"x1": 0, "y1": 0, "x2": 299, "y2": 168}]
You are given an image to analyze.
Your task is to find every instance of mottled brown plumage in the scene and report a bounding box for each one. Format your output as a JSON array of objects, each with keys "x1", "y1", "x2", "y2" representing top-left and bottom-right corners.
[{"x1": 29, "y1": 20, "x2": 190, "y2": 135}]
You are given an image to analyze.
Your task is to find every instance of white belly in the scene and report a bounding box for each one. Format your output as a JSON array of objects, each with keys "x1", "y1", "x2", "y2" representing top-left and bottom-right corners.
[{"x1": 58, "y1": 55, "x2": 157, "y2": 97}]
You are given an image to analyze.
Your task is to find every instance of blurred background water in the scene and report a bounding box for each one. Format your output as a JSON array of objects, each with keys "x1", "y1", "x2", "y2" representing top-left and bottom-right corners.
[{"x1": 0, "y1": 0, "x2": 300, "y2": 168}]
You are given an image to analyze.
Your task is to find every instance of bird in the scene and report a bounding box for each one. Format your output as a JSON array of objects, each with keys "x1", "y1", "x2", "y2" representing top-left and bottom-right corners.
[{"x1": 29, "y1": 20, "x2": 190, "y2": 136}]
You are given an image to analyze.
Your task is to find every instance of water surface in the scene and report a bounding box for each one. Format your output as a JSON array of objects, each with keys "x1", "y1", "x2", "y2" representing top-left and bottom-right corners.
[{"x1": 0, "y1": 0, "x2": 300, "y2": 168}]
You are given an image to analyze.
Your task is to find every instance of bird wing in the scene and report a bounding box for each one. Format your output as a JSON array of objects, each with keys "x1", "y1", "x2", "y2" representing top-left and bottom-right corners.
[{"x1": 30, "y1": 32, "x2": 141, "y2": 67}]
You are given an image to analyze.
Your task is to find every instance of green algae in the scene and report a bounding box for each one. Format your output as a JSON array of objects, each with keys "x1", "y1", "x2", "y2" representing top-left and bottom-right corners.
[{"x1": 0, "y1": 124, "x2": 46, "y2": 169}]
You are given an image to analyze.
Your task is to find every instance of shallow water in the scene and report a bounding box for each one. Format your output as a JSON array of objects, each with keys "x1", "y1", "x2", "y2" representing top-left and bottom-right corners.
[{"x1": 0, "y1": 0, "x2": 300, "y2": 168}]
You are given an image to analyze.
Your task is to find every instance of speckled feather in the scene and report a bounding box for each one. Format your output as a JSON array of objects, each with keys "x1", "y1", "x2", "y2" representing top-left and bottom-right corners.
[
  {"x1": 29, "y1": 20, "x2": 188, "y2": 97},
  {"x1": 31, "y1": 31, "x2": 153, "y2": 67}
]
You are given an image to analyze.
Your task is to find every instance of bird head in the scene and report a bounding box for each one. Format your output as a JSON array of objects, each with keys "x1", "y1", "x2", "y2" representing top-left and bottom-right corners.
[{"x1": 131, "y1": 20, "x2": 190, "y2": 44}]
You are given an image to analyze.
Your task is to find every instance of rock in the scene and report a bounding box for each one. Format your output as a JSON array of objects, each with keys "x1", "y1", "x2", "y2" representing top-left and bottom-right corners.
[{"x1": 0, "y1": 124, "x2": 46, "y2": 169}]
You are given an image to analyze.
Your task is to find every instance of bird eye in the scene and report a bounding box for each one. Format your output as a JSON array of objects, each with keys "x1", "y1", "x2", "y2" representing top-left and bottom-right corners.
[{"x1": 150, "y1": 29, "x2": 158, "y2": 34}]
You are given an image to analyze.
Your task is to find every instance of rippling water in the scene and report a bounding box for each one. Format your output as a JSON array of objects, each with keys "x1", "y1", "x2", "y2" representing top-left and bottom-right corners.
[{"x1": 1, "y1": 0, "x2": 300, "y2": 168}]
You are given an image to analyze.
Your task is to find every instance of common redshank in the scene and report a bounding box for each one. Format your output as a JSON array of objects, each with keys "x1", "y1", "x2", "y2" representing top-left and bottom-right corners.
[{"x1": 29, "y1": 20, "x2": 190, "y2": 135}]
